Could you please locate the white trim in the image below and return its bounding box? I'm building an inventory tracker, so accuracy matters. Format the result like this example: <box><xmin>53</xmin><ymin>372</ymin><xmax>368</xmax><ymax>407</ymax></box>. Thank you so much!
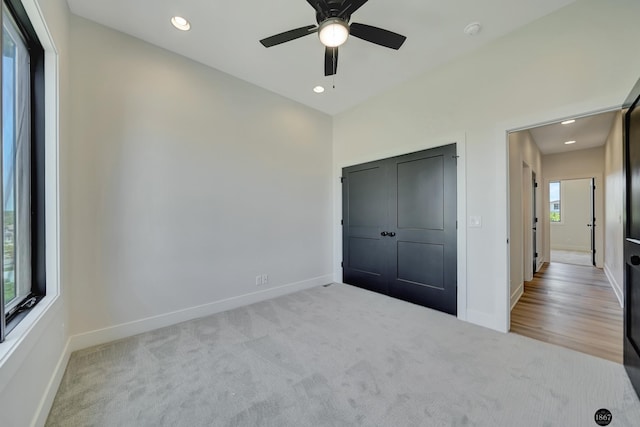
<box><xmin>456</xmin><ymin>139</ymin><xmax>468</xmax><ymax>321</ymax></box>
<box><xmin>604</xmin><ymin>264</ymin><xmax>623</xmax><ymax>308</ymax></box>
<box><xmin>69</xmin><ymin>275</ymin><xmax>332</xmax><ymax>352</ymax></box>
<box><xmin>550</xmin><ymin>245</ymin><xmax>592</xmax><ymax>252</ymax></box>
<box><xmin>31</xmin><ymin>339</ymin><xmax>70</xmax><ymax>427</ymax></box>
<box><xmin>0</xmin><ymin>0</ymin><xmax>61</xmax><ymax>373</ymax></box>
<box><xmin>510</xmin><ymin>282</ymin><xmax>524</xmax><ymax>311</ymax></box>
<box><xmin>0</xmin><ymin>296</ymin><xmax>62</xmax><ymax>389</ymax></box>
<box><xmin>467</xmin><ymin>309</ymin><xmax>506</xmax><ymax>333</ymax></box>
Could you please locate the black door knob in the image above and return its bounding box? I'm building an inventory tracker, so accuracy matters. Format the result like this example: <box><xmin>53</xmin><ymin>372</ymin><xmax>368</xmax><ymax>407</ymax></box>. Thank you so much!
<box><xmin>631</xmin><ymin>255</ymin><xmax>640</xmax><ymax>266</ymax></box>
<box><xmin>388</xmin><ymin>232</ymin><xmax>396</xmax><ymax>237</ymax></box>
<box><xmin>381</xmin><ymin>231</ymin><xmax>388</xmax><ymax>236</ymax></box>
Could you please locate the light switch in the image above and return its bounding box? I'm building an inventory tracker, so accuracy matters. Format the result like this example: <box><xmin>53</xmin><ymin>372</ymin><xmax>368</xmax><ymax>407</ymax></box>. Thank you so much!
<box><xmin>469</xmin><ymin>216</ymin><xmax>482</xmax><ymax>228</ymax></box>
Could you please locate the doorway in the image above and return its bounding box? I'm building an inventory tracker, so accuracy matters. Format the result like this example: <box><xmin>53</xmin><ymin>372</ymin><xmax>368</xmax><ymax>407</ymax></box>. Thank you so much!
<box><xmin>549</xmin><ymin>178</ymin><xmax>595</xmax><ymax>267</ymax></box>
<box><xmin>508</xmin><ymin>110</ymin><xmax>623</xmax><ymax>363</ymax></box>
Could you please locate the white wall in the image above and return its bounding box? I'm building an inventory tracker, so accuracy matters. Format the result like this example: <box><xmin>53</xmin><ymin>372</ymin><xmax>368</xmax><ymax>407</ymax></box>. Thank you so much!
<box><xmin>508</xmin><ymin>130</ymin><xmax>543</xmax><ymax>309</ymax></box>
<box><xmin>543</xmin><ymin>147</ymin><xmax>604</xmax><ymax>267</ymax></box>
<box><xmin>604</xmin><ymin>111</ymin><xmax>624</xmax><ymax>304</ymax></box>
<box><xmin>67</xmin><ymin>16</ymin><xmax>333</xmax><ymax>340</ymax></box>
<box><xmin>550</xmin><ymin>179</ymin><xmax>592</xmax><ymax>252</ymax></box>
<box><xmin>0</xmin><ymin>0</ymin><xmax>71</xmax><ymax>426</ymax></box>
<box><xmin>332</xmin><ymin>0</ymin><xmax>640</xmax><ymax>331</ymax></box>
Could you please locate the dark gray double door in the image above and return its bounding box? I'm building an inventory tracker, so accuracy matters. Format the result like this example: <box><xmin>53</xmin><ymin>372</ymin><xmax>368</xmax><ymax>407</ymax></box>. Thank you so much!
<box><xmin>342</xmin><ymin>144</ymin><xmax>457</xmax><ymax>315</ymax></box>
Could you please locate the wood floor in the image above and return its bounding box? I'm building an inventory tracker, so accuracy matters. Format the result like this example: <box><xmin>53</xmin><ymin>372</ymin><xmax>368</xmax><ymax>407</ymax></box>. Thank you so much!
<box><xmin>510</xmin><ymin>262</ymin><xmax>623</xmax><ymax>363</ymax></box>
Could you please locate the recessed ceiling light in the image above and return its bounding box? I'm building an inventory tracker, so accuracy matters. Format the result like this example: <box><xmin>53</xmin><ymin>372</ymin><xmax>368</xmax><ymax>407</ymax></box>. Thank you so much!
<box><xmin>171</xmin><ymin>16</ymin><xmax>191</xmax><ymax>31</ymax></box>
<box><xmin>464</xmin><ymin>22</ymin><xmax>482</xmax><ymax>36</ymax></box>
<box><xmin>564</xmin><ymin>140</ymin><xmax>576</xmax><ymax>145</ymax></box>
<box><xmin>561</xmin><ymin>119</ymin><xmax>576</xmax><ymax>125</ymax></box>
<box><xmin>313</xmin><ymin>86</ymin><xmax>325</xmax><ymax>94</ymax></box>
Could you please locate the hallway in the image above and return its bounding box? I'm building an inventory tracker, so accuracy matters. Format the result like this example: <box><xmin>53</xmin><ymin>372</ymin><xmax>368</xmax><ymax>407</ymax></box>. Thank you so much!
<box><xmin>510</xmin><ymin>262</ymin><xmax>623</xmax><ymax>363</ymax></box>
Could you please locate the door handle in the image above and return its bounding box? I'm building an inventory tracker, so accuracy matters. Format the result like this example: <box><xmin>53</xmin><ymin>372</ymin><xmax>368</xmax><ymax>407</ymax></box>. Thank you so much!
<box><xmin>388</xmin><ymin>232</ymin><xmax>396</xmax><ymax>237</ymax></box>
<box><xmin>587</xmin><ymin>224</ymin><xmax>592</xmax><ymax>227</ymax></box>
<box><xmin>381</xmin><ymin>231</ymin><xmax>389</xmax><ymax>236</ymax></box>
<box><xmin>631</xmin><ymin>255</ymin><xmax>640</xmax><ymax>266</ymax></box>
<box><xmin>380</xmin><ymin>231</ymin><xmax>396</xmax><ymax>237</ymax></box>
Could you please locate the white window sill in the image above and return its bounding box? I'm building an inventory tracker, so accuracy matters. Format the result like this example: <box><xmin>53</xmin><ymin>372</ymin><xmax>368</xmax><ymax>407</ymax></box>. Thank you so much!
<box><xmin>0</xmin><ymin>294</ymin><xmax>62</xmax><ymax>390</ymax></box>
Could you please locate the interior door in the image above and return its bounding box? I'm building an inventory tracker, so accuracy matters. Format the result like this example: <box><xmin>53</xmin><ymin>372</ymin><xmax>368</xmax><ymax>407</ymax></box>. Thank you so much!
<box><xmin>342</xmin><ymin>144</ymin><xmax>457</xmax><ymax>315</ymax></box>
<box><xmin>623</xmin><ymin>77</ymin><xmax>640</xmax><ymax>400</ymax></box>
<box><xmin>387</xmin><ymin>145</ymin><xmax>457</xmax><ymax>315</ymax></box>
<box><xmin>342</xmin><ymin>160</ymin><xmax>389</xmax><ymax>295</ymax></box>
<box><xmin>590</xmin><ymin>178</ymin><xmax>596</xmax><ymax>266</ymax></box>
<box><xmin>532</xmin><ymin>173</ymin><xmax>538</xmax><ymax>273</ymax></box>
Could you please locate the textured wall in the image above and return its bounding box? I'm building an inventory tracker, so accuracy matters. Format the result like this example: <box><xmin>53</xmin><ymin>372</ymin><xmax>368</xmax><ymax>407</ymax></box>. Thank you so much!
<box><xmin>68</xmin><ymin>16</ymin><xmax>333</xmax><ymax>335</ymax></box>
<box><xmin>604</xmin><ymin>111</ymin><xmax>624</xmax><ymax>302</ymax></box>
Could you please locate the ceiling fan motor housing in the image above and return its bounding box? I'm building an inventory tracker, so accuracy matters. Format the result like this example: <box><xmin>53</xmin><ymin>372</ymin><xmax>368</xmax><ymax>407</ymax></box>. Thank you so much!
<box><xmin>315</xmin><ymin>0</ymin><xmax>351</xmax><ymax>23</ymax></box>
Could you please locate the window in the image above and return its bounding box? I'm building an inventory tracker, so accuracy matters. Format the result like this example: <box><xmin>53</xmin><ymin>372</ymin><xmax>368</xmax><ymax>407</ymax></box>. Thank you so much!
<box><xmin>1</xmin><ymin>0</ymin><xmax>45</xmax><ymax>342</ymax></box>
<box><xmin>549</xmin><ymin>181</ymin><xmax>561</xmax><ymax>223</ymax></box>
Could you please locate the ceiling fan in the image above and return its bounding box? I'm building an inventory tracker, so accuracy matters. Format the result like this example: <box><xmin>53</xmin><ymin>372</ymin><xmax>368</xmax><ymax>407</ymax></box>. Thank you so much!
<box><xmin>259</xmin><ymin>0</ymin><xmax>407</xmax><ymax>76</ymax></box>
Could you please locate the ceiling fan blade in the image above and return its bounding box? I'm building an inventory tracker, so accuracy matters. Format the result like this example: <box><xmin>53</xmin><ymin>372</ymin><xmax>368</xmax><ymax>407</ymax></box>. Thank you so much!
<box><xmin>324</xmin><ymin>46</ymin><xmax>338</xmax><ymax>76</ymax></box>
<box><xmin>349</xmin><ymin>23</ymin><xmax>406</xmax><ymax>50</ymax></box>
<box><xmin>338</xmin><ymin>0</ymin><xmax>369</xmax><ymax>18</ymax></box>
<box><xmin>260</xmin><ymin>25</ymin><xmax>317</xmax><ymax>47</ymax></box>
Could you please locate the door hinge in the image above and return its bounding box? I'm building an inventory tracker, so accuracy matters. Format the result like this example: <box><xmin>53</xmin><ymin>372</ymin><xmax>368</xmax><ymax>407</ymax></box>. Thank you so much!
<box><xmin>340</xmin><ymin>177</ymin><xmax>345</xmax><ymax>183</ymax></box>
<box><xmin>535</xmin><ymin>252</ymin><xmax>539</xmax><ymax>257</ymax></box>
<box><xmin>507</xmin><ymin>238</ymin><xmax>510</xmax><ymax>244</ymax></box>
<box><xmin>341</xmin><ymin>219</ymin><xmax>343</xmax><ymax>225</ymax></box>
<box><xmin>341</xmin><ymin>261</ymin><xmax>344</xmax><ymax>268</ymax></box>
<box><xmin>456</xmin><ymin>220</ymin><xmax>458</xmax><ymax>229</ymax></box>
<box><xmin>534</xmin><ymin>182</ymin><xmax>538</xmax><ymax>188</ymax></box>
<box><xmin>535</xmin><ymin>217</ymin><xmax>538</xmax><ymax>223</ymax></box>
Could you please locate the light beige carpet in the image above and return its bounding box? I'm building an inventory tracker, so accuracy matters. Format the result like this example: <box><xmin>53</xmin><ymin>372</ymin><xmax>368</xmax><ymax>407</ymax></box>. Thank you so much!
<box><xmin>46</xmin><ymin>283</ymin><xmax>640</xmax><ymax>426</ymax></box>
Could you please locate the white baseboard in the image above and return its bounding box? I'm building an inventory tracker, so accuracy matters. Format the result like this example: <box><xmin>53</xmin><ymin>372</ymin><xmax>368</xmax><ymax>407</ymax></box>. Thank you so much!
<box><xmin>510</xmin><ymin>283</ymin><xmax>524</xmax><ymax>311</ymax></box>
<box><xmin>466</xmin><ymin>309</ymin><xmax>506</xmax><ymax>333</ymax></box>
<box><xmin>69</xmin><ymin>275</ymin><xmax>333</xmax><ymax>352</ymax></box>
<box><xmin>550</xmin><ymin>246</ymin><xmax>591</xmax><ymax>252</ymax></box>
<box><xmin>32</xmin><ymin>339</ymin><xmax>71</xmax><ymax>427</ymax></box>
<box><xmin>604</xmin><ymin>264</ymin><xmax>623</xmax><ymax>308</ymax></box>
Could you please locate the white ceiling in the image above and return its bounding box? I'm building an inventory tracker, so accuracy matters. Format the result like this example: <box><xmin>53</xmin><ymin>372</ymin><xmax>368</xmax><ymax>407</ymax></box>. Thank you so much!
<box><xmin>528</xmin><ymin>111</ymin><xmax>617</xmax><ymax>155</ymax></box>
<box><xmin>66</xmin><ymin>0</ymin><xmax>575</xmax><ymax>115</ymax></box>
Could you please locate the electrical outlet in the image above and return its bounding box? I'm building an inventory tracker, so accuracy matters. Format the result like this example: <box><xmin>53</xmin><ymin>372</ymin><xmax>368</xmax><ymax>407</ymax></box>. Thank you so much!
<box><xmin>262</xmin><ymin>274</ymin><xmax>269</xmax><ymax>285</ymax></box>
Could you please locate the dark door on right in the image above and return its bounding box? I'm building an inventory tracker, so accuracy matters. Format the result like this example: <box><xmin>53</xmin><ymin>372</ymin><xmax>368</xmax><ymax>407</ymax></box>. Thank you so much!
<box><xmin>342</xmin><ymin>144</ymin><xmax>457</xmax><ymax>315</ymax></box>
<box><xmin>624</xmin><ymin>77</ymin><xmax>640</xmax><ymax>399</ymax></box>
<box><xmin>589</xmin><ymin>178</ymin><xmax>596</xmax><ymax>266</ymax></box>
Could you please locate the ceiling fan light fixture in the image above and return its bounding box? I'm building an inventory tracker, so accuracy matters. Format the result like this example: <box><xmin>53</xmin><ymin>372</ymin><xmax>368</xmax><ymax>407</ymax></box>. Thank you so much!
<box><xmin>318</xmin><ymin>18</ymin><xmax>349</xmax><ymax>47</ymax></box>
<box><xmin>171</xmin><ymin>16</ymin><xmax>191</xmax><ymax>31</ymax></box>
<box><xmin>564</xmin><ymin>140</ymin><xmax>576</xmax><ymax>145</ymax></box>
<box><xmin>313</xmin><ymin>86</ymin><xmax>325</xmax><ymax>93</ymax></box>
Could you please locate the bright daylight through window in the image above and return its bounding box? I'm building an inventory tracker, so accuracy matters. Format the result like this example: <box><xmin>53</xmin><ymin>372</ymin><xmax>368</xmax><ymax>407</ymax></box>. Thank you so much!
<box><xmin>549</xmin><ymin>181</ymin><xmax>561</xmax><ymax>223</ymax></box>
<box><xmin>1</xmin><ymin>0</ymin><xmax>45</xmax><ymax>342</ymax></box>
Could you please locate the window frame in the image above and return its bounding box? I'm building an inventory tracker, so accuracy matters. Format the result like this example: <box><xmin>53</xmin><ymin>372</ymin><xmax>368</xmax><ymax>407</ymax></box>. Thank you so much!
<box><xmin>0</xmin><ymin>0</ymin><xmax>45</xmax><ymax>342</ymax></box>
<box><xmin>549</xmin><ymin>181</ymin><xmax>562</xmax><ymax>224</ymax></box>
